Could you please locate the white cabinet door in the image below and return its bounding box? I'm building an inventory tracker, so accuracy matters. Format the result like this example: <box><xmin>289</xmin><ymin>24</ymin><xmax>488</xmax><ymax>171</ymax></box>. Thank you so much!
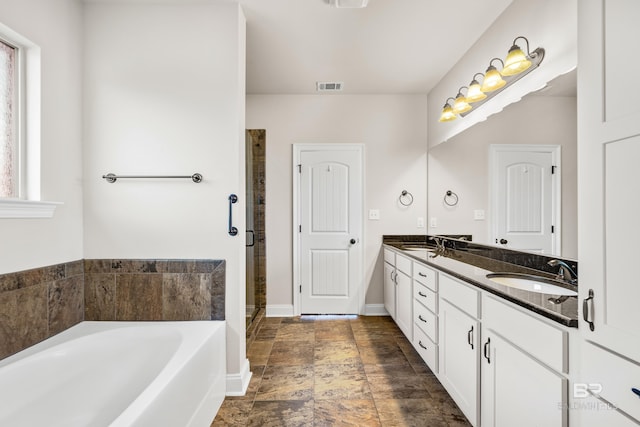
<box><xmin>395</xmin><ymin>270</ymin><xmax>412</xmax><ymax>338</ymax></box>
<box><xmin>384</xmin><ymin>262</ymin><xmax>396</xmax><ymax>319</ymax></box>
<box><xmin>481</xmin><ymin>331</ymin><xmax>567</xmax><ymax>427</ymax></box>
<box><xmin>578</xmin><ymin>0</ymin><xmax>640</xmax><ymax>362</ymax></box>
<box><xmin>439</xmin><ymin>298</ymin><xmax>479</xmax><ymax>426</ymax></box>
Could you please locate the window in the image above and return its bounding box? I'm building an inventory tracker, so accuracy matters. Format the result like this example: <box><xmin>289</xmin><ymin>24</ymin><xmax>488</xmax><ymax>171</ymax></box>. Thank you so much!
<box><xmin>0</xmin><ymin>39</ymin><xmax>17</xmax><ymax>199</ymax></box>
<box><xmin>0</xmin><ymin>24</ymin><xmax>59</xmax><ymax>218</ymax></box>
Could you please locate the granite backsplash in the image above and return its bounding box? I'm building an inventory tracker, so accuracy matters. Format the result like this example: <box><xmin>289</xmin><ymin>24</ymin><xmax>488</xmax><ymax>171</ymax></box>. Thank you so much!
<box><xmin>382</xmin><ymin>234</ymin><xmax>577</xmax><ymax>276</ymax></box>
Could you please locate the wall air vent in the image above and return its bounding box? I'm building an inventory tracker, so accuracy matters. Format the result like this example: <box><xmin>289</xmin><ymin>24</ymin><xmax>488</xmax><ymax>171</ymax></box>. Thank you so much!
<box><xmin>316</xmin><ymin>81</ymin><xmax>344</xmax><ymax>92</ymax></box>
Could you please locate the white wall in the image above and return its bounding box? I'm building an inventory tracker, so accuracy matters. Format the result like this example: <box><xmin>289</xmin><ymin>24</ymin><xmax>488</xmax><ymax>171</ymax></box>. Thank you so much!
<box><xmin>0</xmin><ymin>0</ymin><xmax>84</xmax><ymax>274</ymax></box>
<box><xmin>428</xmin><ymin>95</ymin><xmax>577</xmax><ymax>259</ymax></box>
<box><xmin>83</xmin><ymin>0</ymin><xmax>248</xmax><ymax>392</ymax></box>
<box><xmin>428</xmin><ymin>0</ymin><xmax>577</xmax><ymax>146</ymax></box>
<box><xmin>246</xmin><ymin>94</ymin><xmax>428</xmax><ymax>313</ymax></box>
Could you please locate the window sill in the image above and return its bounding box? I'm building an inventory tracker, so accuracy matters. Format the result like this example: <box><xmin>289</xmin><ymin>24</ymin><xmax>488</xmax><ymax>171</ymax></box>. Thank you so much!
<box><xmin>0</xmin><ymin>199</ymin><xmax>63</xmax><ymax>219</ymax></box>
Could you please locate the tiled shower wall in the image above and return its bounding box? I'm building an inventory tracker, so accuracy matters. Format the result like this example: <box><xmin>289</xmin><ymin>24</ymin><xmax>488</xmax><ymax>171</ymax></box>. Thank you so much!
<box><xmin>0</xmin><ymin>259</ymin><xmax>225</xmax><ymax>360</ymax></box>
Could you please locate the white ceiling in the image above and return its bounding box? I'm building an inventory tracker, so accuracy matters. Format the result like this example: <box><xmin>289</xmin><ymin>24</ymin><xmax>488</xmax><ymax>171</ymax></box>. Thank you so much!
<box><xmin>238</xmin><ymin>0</ymin><xmax>514</xmax><ymax>95</ymax></box>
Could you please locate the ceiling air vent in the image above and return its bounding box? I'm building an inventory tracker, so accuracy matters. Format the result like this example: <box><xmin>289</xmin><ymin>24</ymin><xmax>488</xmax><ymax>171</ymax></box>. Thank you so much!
<box><xmin>329</xmin><ymin>0</ymin><xmax>369</xmax><ymax>8</ymax></box>
<box><xmin>316</xmin><ymin>82</ymin><xmax>344</xmax><ymax>92</ymax></box>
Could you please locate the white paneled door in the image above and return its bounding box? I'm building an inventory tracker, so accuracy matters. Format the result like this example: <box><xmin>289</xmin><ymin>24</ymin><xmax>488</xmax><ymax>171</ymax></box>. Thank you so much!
<box><xmin>294</xmin><ymin>145</ymin><xmax>363</xmax><ymax>314</ymax></box>
<box><xmin>490</xmin><ymin>145</ymin><xmax>560</xmax><ymax>254</ymax></box>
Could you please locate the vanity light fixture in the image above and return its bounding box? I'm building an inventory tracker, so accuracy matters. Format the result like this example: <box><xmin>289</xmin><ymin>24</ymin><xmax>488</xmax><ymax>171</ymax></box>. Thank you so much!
<box><xmin>438</xmin><ymin>35</ymin><xmax>545</xmax><ymax>123</ymax></box>
<box><xmin>501</xmin><ymin>36</ymin><xmax>535</xmax><ymax>76</ymax></box>
<box><xmin>438</xmin><ymin>97</ymin><xmax>457</xmax><ymax>122</ymax></box>
<box><xmin>452</xmin><ymin>87</ymin><xmax>472</xmax><ymax>114</ymax></box>
<box><xmin>466</xmin><ymin>73</ymin><xmax>487</xmax><ymax>103</ymax></box>
<box><xmin>480</xmin><ymin>58</ymin><xmax>507</xmax><ymax>92</ymax></box>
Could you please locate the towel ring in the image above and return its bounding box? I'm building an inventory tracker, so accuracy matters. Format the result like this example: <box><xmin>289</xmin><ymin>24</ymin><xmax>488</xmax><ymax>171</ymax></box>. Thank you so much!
<box><xmin>399</xmin><ymin>190</ymin><xmax>414</xmax><ymax>206</ymax></box>
<box><xmin>444</xmin><ymin>190</ymin><xmax>459</xmax><ymax>206</ymax></box>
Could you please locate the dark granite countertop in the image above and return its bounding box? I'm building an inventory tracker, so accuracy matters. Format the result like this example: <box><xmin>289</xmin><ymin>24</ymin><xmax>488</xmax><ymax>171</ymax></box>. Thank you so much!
<box><xmin>383</xmin><ymin>236</ymin><xmax>578</xmax><ymax>328</ymax></box>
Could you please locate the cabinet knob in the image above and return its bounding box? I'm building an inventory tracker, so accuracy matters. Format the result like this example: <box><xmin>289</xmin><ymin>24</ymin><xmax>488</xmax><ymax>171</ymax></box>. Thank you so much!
<box><xmin>632</xmin><ymin>388</ymin><xmax>640</xmax><ymax>398</ymax></box>
<box><xmin>350</xmin><ymin>238</ymin><xmax>357</xmax><ymax>245</ymax></box>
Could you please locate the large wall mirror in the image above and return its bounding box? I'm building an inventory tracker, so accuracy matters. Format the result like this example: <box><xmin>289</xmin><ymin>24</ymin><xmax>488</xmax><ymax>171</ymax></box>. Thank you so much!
<box><xmin>427</xmin><ymin>69</ymin><xmax>577</xmax><ymax>259</ymax></box>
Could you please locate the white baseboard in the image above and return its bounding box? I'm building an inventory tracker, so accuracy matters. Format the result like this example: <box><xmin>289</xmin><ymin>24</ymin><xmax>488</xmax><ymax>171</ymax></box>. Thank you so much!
<box><xmin>363</xmin><ymin>304</ymin><xmax>390</xmax><ymax>316</ymax></box>
<box><xmin>225</xmin><ymin>358</ymin><xmax>252</xmax><ymax>396</ymax></box>
<box><xmin>266</xmin><ymin>304</ymin><xmax>388</xmax><ymax>317</ymax></box>
<box><xmin>266</xmin><ymin>304</ymin><xmax>295</xmax><ymax>317</ymax></box>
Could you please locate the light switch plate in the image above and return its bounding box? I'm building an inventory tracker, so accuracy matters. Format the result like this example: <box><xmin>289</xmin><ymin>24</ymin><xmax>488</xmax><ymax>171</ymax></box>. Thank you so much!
<box><xmin>368</xmin><ymin>209</ymin><xmax>380</xmax><ymax>220</ymax></box>
<box><xmin>474</xmin><ymin>209</ymin><xmax>485</xmax><ymax>220</ymax></box>
<box><xmin>417</xmin><ymin>217</ymin><xmax>425</xmax><ymax>228</ymax></box>
<box><xmin>430</xmin><ymin>217</ymin><xmax>437</xmax><ymax>228</ymax></box>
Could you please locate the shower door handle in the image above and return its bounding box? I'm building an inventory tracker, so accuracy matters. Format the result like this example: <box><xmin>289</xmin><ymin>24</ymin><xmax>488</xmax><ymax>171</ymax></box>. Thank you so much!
<box><xmin>228</xmin><ymin>194</ymin><xmax>238</xmax><ymax>236</ymax></box>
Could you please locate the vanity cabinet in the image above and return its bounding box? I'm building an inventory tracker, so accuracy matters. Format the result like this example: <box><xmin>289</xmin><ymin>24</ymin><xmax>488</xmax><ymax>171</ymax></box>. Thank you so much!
<box><xmin>438</xmin><ymin>274</ymin><xmax>480</xmax><ymax>427</ymax></box>
<box><xmin>382</xmin><ymin>248</ymin><xmax>412</xmax><ymax>338</ymax></box>
<box><xmin>481</xmin><ymin>295</ymin><xmax>568</xmax><ymax>427</ymax></box>
<box><xmin>412</xmin><ymin>261</ymin><xmax>439</xmax><ymax>373</ymax></box>
<box><xmin>395</xmin><ymin>264</ymin><xmax>412</xmax><ymax>338</ymax></box>
<box><xmin>383</xmin><ymin>261</ymin><xmax>396</xmax><ymax>319</ymax></box>
<box><xmin>383</xmin><ymin>244</ymin><xmax>575</xmax><ymax>427</ymax></box>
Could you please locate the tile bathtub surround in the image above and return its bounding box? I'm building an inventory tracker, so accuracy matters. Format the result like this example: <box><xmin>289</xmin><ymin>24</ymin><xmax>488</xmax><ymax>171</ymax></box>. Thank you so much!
<box><xmin>212</xmin><ymin>315</ymin><xmax>470</xmax><ymax>427</ymax></box>
<box><xmin>84</xmin><ymin>259</ymin><xmax>226</xmax><ymax>321</ymax></box>
<box><xmin>0</xmin><ymin>260</ymin><xmax>84</xmax><ymax>360</ymax></box>
<box><xmin>0</xmin><ymin>258</ymin><xmax>226</xmax><ymax>361</ymax></box>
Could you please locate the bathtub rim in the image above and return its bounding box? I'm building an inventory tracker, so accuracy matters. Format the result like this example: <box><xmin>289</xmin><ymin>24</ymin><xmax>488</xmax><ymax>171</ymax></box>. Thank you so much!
<box><xmin>0</xmin><ymin>320</ymin><xmax>227</xmax><ymax>427</ymax></box>
<box><xmin>0</xmin><ymin>320</ymin><xmax>225</xmax><ymax>368</ymax></box>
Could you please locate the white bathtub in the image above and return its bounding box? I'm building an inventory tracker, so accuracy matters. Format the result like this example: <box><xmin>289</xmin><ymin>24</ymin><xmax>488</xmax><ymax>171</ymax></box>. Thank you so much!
<box><xmin>0</xmin><ymin>321</ymin><xmax>226</xmax><ymax>427</ymax></box>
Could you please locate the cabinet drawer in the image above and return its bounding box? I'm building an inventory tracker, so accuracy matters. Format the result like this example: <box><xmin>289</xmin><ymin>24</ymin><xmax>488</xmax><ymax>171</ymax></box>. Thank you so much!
<box><xmin>383</xmin><ymin>248</ymin><xmax>395</xmax><ymax>265</ymax></box>
<box><xmin>413</xmin><ymin>282</ymin><xmax>437</xmax><ymax>313</ymax></box>
<box><xmin>483</xmin><ymin>295</ymin><xmax>567</xmax><ymax>373</ymax></box>
<box><xmin>582</xmin><ymin>341</ymin><xmax>640</xmax><ymax>422</ymax></box>
<box><xmin>413</xmin><ymin>262</ymin><xmax>437</xmax><ymax>291</ymax></box>
<box><xmin>439</xmin><ymin>274</ymin><xmax>479</xmax><ymax>318</ymax></box>
<box><xmin>575</xmin><ymin>394</ymin><xmax>639</xmax><ymax>427</ymax></box>
<box><xmin>414</xmin><ymin>299</ymin><xmax>437</xmax><ymax>342</ymax></box>
<box><xmin>414</xmin><ymin>325</ymin><xmax>438</xmax><ymax>373</ymax></box>
<box><xmin>395</xmin><ymin>253</ymin><xmax>412</xmax><ymax>275</ymax></box>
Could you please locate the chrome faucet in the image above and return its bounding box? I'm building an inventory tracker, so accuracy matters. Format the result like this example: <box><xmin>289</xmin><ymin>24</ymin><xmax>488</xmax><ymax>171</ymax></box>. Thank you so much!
<box><xmin>547</xmin><ymin>259</ymin><xmax>578</xmax><ymax>285</ymax></box>
<box><xmin>428</xmin><ymin>236</ymin><xmax>447</xmax><ymax>259</ymax></box>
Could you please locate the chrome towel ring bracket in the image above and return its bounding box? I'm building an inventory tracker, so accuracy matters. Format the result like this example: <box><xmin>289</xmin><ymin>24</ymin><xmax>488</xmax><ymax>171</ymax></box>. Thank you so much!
<box><xmin>399</xmin><ymin>190</ymin><xmax>414</xmax><ymax>206</ymax></box>
<box><xmin>444</xmin><ymin>190</ymin><xmax>459</xmax><ymax>206</ymax></box>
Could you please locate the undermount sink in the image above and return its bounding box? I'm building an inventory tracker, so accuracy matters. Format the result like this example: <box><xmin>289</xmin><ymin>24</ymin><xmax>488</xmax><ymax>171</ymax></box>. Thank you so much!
<box><xmin>399</xmin><ymin>245</ymin><xmax>434</xmax><ymax>252</ymax></box>
<box><xmin>486</xmin><ymin>273</ymin><xmax>578</xmax><ymax>296</ymax></box>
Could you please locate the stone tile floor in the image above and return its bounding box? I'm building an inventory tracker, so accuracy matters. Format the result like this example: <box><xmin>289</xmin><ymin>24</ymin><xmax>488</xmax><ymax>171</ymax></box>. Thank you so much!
<box><xmin>212</xmin><ymin>315</ymin><xmax>471</xmax><ymax>427</ymax></box>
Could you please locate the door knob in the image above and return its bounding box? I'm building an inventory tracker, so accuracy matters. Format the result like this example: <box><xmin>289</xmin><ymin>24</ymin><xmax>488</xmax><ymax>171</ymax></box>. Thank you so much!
<box><xmin>350</xmin><ymin>238</ymin><xmax>357</xmax><ymax>245</ymax></box>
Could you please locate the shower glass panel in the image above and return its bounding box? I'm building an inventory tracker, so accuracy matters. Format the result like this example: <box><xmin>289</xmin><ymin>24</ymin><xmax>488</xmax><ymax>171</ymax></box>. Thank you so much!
<box><xmin>246</xmin><ymin>130</ymin><xmax>266</xmax><ymax>328</ymax></box>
